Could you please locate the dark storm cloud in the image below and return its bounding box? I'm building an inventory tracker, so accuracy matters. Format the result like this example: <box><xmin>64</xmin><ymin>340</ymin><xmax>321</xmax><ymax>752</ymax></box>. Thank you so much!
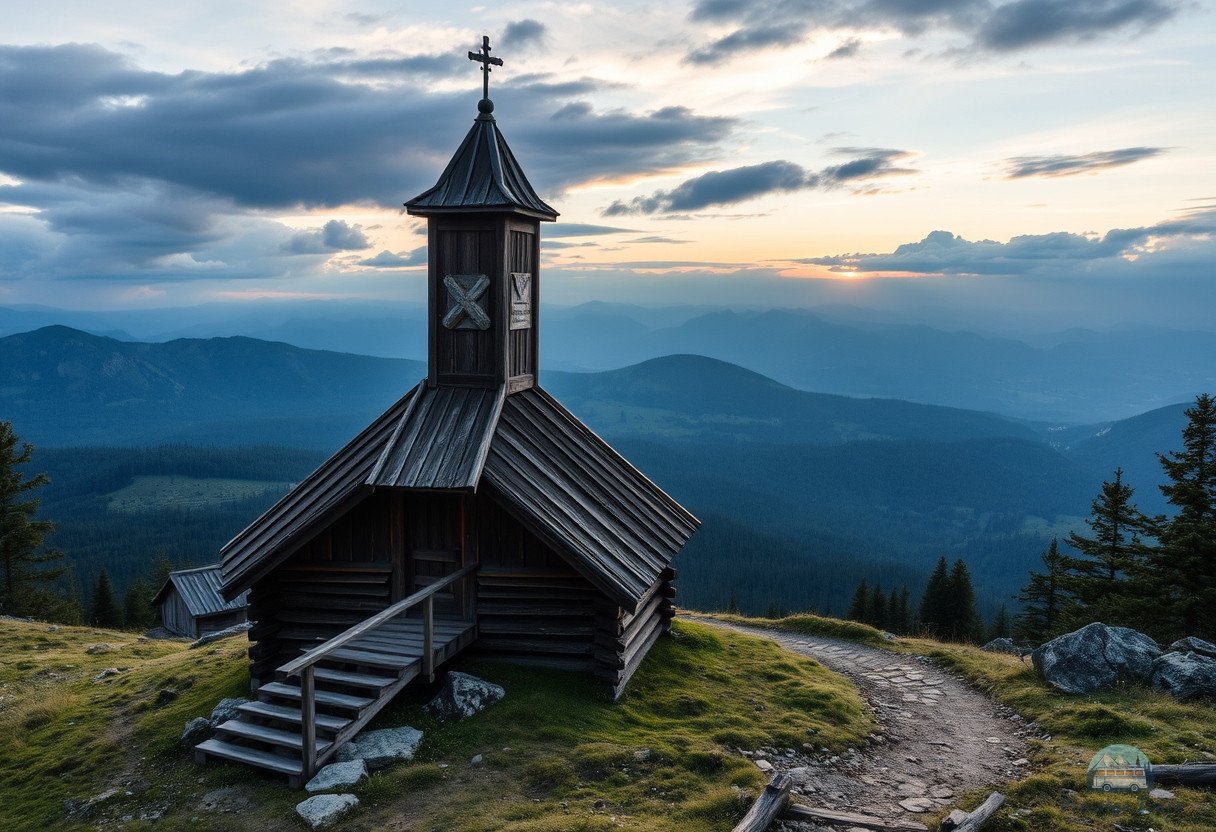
<box><xmin>799</xmin><ymin>207</ymin><xmax>1216</xmax><ymax>276</ymax></box>
<box><xmin>684</xmin><ymin>0</ymin><xmax>1181</xmax><ymax>64</ymax></box>
<box><xmin>357</xmin><ymin>247</ymin><xmax>426</xmax><ymax>267</ymax></box>
<box><xmin>603</xmin><ymin>150</ymin><xmax>916</xmax><ymax>215</ymax></box>
<box><xmin>826</xmin><ymin>38</ymin><xmax>863</xmax><ymax>59</ymax></box>
<box><xmin>1003</xmin><ymin>146</ymin><xmax>1166</xmax><ymax>178</ymax></box>
<box><xmin>284</xmin><ymin>220</ymin><xmax>370</xmax><ymax>254</ymax></box>
<box><xmin>0</xmin><ymin>43</ymin><xmax>734</xmax><ymax>280</ymax></box>
<box><xmin>502</xmin><ymin>19</ymin><xmax>547</xmax><ymax>49</ymax></box>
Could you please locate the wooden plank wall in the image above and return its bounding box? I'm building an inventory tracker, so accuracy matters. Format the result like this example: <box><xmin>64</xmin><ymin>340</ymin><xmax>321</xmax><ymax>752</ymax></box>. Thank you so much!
<box><xmin>433</xmin><ymin>225</ymin><xmax>498</xmax><ymax>382</ymax></box>
<box><xmin>246</xmin><ymin>491</ymin><xmax>398</xmax><ymax>686</ymax></box>
<box><xmin>507</xmin><ymin>227</ymin><xmax>534</xmax><ymax>380</ymax></box>
<box><xmin>160</xmin><ymin>592</ymin><xmax>194</xmax><ymax>638</ymax></box>
<box><xmin>474</xmin><ymin>495</ymin><xmax>599</xmax><ymax>671</ymax></box>
<box><xmin>594</xmin><ymin>568</ymin><xmax>677</xmax><ymax>699</ymax></box>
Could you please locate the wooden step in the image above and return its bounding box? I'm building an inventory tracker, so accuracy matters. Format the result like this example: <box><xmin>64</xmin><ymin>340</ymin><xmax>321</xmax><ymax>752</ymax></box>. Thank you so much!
<box><xmin>215</xmin><ymin>719</ymin><xmax>331</xmax><ymax>753</ymax></box>
<box><xmin>238</xmin><ymin>701</ymin><xmax>351</xmax><ymax>732</ymax></box>
<box><xmin>313</xmin><ymin>667</ymin><xmax>399</xmax><ymax>690</ymax></box>
<box><xmin>194</xmin><ymin>738</ymin><xmax>302</xmax><ymax>776</ymax></box>
<box><xmin>258</xmin><ymin>681</ymin><xmax>372</xmax><ymax>711</ymax></box>
<box><xmin>324</xmin><ymin>647</ymin><xmax>419</xmax><ymax>670</ymax></box>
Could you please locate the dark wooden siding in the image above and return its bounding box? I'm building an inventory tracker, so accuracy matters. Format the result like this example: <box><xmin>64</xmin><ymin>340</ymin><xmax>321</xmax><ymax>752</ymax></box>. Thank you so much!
<box><xmin>245</xmin><ymin>491</ymin><xmax>398</xmax><ymax>685</ymax></box>
<box><xmin>474</xmin><ymin>494</ymin><xmax>599</xmax><ymax>671</ymax></box>
<box><xmin>160</xmin><ymin>591</ymin><xmax>195</xmax><ymax>638</ymax></box>
<box><xmin>433</xmin><ymin>226</ymin><xmax>499</xmax><ymax>383</ymax></box>
<box><xmin>508</xmin><ymin>228</ymin><xmax>535</xmax><ymax>381</ymax></box>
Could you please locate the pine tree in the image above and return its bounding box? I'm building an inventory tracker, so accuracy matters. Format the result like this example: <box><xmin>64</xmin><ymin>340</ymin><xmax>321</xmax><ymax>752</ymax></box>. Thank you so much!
<box><xmin>725</xmin><ymin>591</ymin><xmax>741</xmax><ymax>614</ymax></box>
<box><xmin>1142</xmin><ymin>393</ymin><xmax>1216</xmax><ymax>640</ymax></box>
<box><xmin>764</xmin><ymin>599</ymin><xmax>787</xmax><ymax>619</ymax></box>
<box><xmin>123</xmin><ymin>577</ymin><xmax>155</xmax><ymax>631</ymax></box>
<box><xmin>946</xmin><ymin>559</ymin><xmax>983</xmax><ymax>642</ymax></box>
<box><xmin>1061</xmin><ymin>468</ymin><xmax>1151</xmax><ymax>628</ymax></box>
<box><xmin>988</xmin><ymin>604</ymin><xmax>1011</xmax><ymax>641</ymax></box>
<box><xmin>847</xmin><ymin>579</ymin><xmax>869</xmax><ymax>623</ymax></box>
<box><xmin>1015</xmin><ymin>539</ymin><xmax>1069</xmax><ymax>643</ymax></box>
<box><xmin>897</xmin><ymin>587</ymin><xmax>910</xmax><ymax>635</ymax></box>
<box><xmin>917</xmin><ymin>557</ymin><xmax>951</xmax><ymax>637</ymax></box>
<box><xmin>90</xmin><ymin>568</ymin><xmax>123</xmax><ymax>628</ymax></box>
<box><xmin>0</xmin><ymin>421</ymin><xmax>65</xmax><ymax>618</ymax></box>
<box><xmin>887</xmin><ymin>586</ymin><xmax>902</xmax><ymax>634</ymax></box>
<box><xmin>867</xmin><ymin>583</ymin><xmax>888</xmax><ymax>629</ymax></box>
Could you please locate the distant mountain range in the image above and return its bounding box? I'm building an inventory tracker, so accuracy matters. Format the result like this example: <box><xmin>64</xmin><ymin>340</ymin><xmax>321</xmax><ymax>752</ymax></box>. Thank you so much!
<box><xmin>2</xmin><ymin>301</ymin><xmax>1211</xmax><ymax>422</ymax></box>
<box><xmin>1</xmin><ymin>325</ymin><xmax>1194</xmax><ymax>614</ymax></box>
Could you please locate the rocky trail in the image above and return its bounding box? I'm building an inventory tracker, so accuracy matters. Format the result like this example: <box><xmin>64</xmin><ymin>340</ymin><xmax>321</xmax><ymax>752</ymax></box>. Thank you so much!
<box><xmin>692</xmin><ymin>618</ymin><xmax>1041</xmax><ymax>831</ymax></box>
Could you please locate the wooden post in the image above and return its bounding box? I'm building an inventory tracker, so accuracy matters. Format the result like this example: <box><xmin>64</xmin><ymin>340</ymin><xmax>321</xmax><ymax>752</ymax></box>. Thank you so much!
<box><xmin>423</xmin><ymin>595</ymin><xmax>435</xmax><ymax>682</ymax></box>
<box><xmin>732</xmin><ymin>773</ymin><xmax>791</xmax><ymax>832</ymax></box>
<box><xmin>301</xmin><ymin>666</ymin><xmax>317</xmax><ymax>780</ymax></box>
<box><xmin>940</xmin><ymin>792</ymin><xmax>1004</xmax><ymax>832</ymax></box>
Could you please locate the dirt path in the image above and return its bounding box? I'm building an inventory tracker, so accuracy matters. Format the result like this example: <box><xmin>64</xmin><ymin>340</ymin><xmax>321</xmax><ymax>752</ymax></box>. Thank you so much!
<box><xmin>689</xmin><ymin>617</ymin><xmax>1039</xmax><ymax>830</ymax></box>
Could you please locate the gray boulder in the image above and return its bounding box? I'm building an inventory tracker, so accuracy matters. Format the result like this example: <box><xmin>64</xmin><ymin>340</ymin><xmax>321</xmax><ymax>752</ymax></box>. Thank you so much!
<box><xmin>1151</xmin><ymin>651</ymin><xmax>1216</xmax><ymax>701</ymax></box>
<box><xmin>1167</xmin><ymin>636</ymin><xmax>1216</xmax><ymax>660</ymax></box>
<box><xmin>1032</xmin><ymin>622</ymin><xmax>1161</xmax><ymax>694</ymax></box>
<box><xmin>982</xmin><ymin>637</ymin><xmax>1018</xmax><ymax>654</ymax></box>
<box><xmin>424</xmin><ymin>671</ymin><xmax>505</xmax><ymax>721</ymax></box>
<box><xmin>305</xmin><ymin>760</ymin><xmax>368</xmax><ymax>794</ymax></box>
<box><xmin>295</xmin><ymin>794</ymin><xmax>358</xmax><ymax>828</ymax></box>
<box><xmin>180</xmin><ymin>716</ymin><xmax>213</xmax><ymax>747</ymax></box>
<box><xmin>209</xmin><ymin>697</ymin><xmax>250</xmax><ymax>725</ymax></box>
<box><xmin>189</xmin><ymin>621</ymin><xmax>252</xmax><ymax>649</ymax></box>
<box><xmin>337</xmin><ymin>726</ymin><xmax>423</xmax><ymax>770</ymax></box>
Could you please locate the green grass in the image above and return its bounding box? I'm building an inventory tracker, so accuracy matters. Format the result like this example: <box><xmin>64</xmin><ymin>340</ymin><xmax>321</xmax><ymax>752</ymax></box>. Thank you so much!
<box><xmin>705</xmin><ymin>611</ymin><xmax>887</xmax><ymax>645</ymax></box>
<box><xmin>0</xmin><ymin>617</ymin><xmax>871</xmax><ymax>832</ymax></box>
<box><xmin>105</xmin><ymin>475</ymin><xmax>291</xmax><ymax>513</ymax></box>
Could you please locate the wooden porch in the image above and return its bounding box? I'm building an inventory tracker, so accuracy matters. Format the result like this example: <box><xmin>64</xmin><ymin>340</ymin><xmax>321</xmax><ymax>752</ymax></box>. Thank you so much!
<box><xmin>195</xmin><ymin>565</ymin><xmax>477</xmax><ymax>787</ymax></box>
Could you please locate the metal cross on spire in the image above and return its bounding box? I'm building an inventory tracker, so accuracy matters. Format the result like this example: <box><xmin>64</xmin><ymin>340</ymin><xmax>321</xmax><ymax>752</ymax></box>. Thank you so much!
<box><xmin>468</xmin><ymin>35</ymin><xmax>503</xmax><ymax>101</ymax></box>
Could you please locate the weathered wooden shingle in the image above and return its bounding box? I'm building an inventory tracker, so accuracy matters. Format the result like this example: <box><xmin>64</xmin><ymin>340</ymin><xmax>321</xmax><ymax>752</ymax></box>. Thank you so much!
<box><xmin>368</xmin><ymin>385</ymin><xmax>504</xmax><ymax>490</ymax></box>
<box><xmin>482</xmin><ymin>388</ymin><xmax>699</xmax><ymax>612</ymax></box>
<box><xmin>153</xmin><ymin>565</ymin><xmax>248</xmax><ymax>617</ymax></box>
<box><xmin>405</xmin><ymin>110</ymin><xmax>558</xmax><ymax>220</ymax></box>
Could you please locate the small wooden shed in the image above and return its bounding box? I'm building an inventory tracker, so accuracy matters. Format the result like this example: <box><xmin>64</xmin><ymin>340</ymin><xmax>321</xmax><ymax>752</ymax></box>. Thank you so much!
<box><xmin>196</xmin><ymin>39</ymin><xmax>699</xmax><ymax>785</ymax></box>
<box><xmin>153</xmin><ymin>564</ymin><xmax>249</xmax><ymax>638</ymax></box>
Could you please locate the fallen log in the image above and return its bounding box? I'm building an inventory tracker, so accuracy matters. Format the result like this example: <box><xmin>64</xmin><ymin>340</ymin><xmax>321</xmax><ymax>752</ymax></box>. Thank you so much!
<box><xmin>940</xmin><ymin>792</ymin><xmax>1004</xmax><ymax>832</ymax></box>
<box><xmin>784</xmin><ymin>802</ymin><xmax>927</xmax><ymax>831</ymax></box>
<box><xmin>732</xmin><ymin>773</ymin><xmax>791</xmax><ymax>832</ymax></box>
<box><xmin>1152</xmin><ymin>763</ymin><xmax>1216</xmax><ymax>789</ymax></box>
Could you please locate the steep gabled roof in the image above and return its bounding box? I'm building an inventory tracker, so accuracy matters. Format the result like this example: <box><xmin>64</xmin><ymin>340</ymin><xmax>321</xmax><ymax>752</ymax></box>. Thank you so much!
<box><xmin>153</xmin><ymin>565</ymin><xmax>248</xmax><ymax>617</ymax></box>
<box><xmin>404</xmin><ymin>109</ymin><xmax>558</xmax><ymax>220</ymax></box>
<box><xmin>219</xmin><ymin>383</ymin><xmax>699</xmax><ymax>609</ymax></box>
<box><xmin>483</xmin><ymin>388</ymin><xmax>699</xmax><ymax>611</ymax></box>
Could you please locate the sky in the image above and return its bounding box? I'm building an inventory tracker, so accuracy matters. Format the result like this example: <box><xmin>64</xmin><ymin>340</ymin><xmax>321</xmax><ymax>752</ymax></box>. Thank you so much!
<box><xmin>0</xmin><ymin>0</ymin><xmax>1214</xmax><ymax>329</ymax></box>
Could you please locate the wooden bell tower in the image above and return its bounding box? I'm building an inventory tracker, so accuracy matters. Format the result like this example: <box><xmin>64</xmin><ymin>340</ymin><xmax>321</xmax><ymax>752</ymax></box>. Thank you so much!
<box><xmin>405</xmin><ymin>36</ymin><xmax>558</xmax><ymax>395</ymax></box>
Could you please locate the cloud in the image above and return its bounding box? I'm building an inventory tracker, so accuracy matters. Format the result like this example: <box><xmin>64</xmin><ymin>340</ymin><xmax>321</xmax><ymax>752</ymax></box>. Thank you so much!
<box><xmin>502</xmin><ymin>19</ymin><xmax>547</xmax><ymax>49</ymax></box>
<box><xmin>545</xmin><ymin>223</ymin><xmax>640</xmax><ymax>237</ymax></box>
<box><xmin>357</xmin><ymin>247</ymin><xmax>426</xmax><ymax>267</ymax></box>
<box><xmin>1003</xmin><ymin>146</ymin><xmax>1166</xmax><ymax>179</ymax></box>
<box><xmin>603</xmin><ymin>149</ymin><xmax>917</xmax><ymax>215</ymax></box>
<box><xmin>683</xmin><ymin>0</ymin><xmax>1181</xmax><ymax>64</ymax></box>
<box><xmin>799</xmin><ymin>207</ymin><xmax>1216</xmax><ymax>277</ymax></box>
<box><xmin>284</xmin><ymin>220</ymin><xmax>370</xmax><ymax>254</ymax></box>
<box><xmin>826</xmin><ymin>38</ymin><xmax>863</xmax><ymax>59</ymax></box>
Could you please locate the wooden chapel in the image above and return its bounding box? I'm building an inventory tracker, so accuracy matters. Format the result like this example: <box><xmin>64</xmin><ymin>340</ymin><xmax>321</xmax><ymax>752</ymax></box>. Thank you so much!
<box><xmin>197</xmin><ymin>37</ymin><xmax>699</xmax><ymax>785</ymax></box>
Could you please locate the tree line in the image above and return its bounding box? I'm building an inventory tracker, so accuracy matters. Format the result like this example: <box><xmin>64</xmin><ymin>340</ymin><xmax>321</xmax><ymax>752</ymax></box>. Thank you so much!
<box><xmin>1016</xmin><ymin>393</ymin><xmax>1216</xmax><ymax>644</ymax></box>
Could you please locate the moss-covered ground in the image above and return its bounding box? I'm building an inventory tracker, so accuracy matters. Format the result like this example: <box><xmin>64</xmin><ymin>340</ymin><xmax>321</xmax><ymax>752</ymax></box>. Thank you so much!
<box><xmin>0</xmin><ymin>617</ymin><xmax>871</xmax><ymax>832</ymax></box>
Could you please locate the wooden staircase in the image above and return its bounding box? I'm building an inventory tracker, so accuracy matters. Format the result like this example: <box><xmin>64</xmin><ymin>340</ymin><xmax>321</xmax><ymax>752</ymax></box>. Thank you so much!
<box><xmin>195</xmin><ymin>565</ymin><xmax>477</xmax><ymax>787</ymax></box>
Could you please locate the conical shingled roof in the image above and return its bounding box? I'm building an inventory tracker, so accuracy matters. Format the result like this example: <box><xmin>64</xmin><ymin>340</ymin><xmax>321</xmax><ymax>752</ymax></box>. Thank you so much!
<box><xmin>405</xmin><ymin>104</ymin><xmax>558</xmax><ymax>220</ymax></box>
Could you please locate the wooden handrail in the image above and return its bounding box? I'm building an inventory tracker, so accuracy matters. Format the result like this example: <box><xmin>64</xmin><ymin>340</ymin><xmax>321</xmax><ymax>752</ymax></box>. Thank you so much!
<box><xmin>279</xmin><ymin>563</ymin><xmax>477</xmax><ymax>678</ymax></box>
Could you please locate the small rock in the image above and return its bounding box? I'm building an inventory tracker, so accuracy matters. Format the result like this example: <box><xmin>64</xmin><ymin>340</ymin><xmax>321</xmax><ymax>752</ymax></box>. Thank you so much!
<box><xmin>85</xmin><ymin>643</ymin><xmax>118</xmax><ymax>654</ymax></box>
<box><xmin>1166</xmin><ymin>636</ymin><xmax>1216</xmax><ymax>660</ymax></box>
<box><xmin>93</xmin><ymin>668</ymin><xmax>120</xmax><ymax>682</ymax></box>
<box><xmin>755</xmin><ymin>759</ymin><xmax>774</xmax><ymax>772</ymax></box>
<box><xmin>929</xmin><ymin>785</ymin><xmax>954</xmax><ymax>799</ymax></box>
<box><xmin>48</xmin><ymin>625</ymin><xmax>60</xmax><ymax>633</ymax></box>
<box><xmin>295</xmin><ymin>794</ymin><xmax>358</xmax><ymax>828</ymax></box>
<box><xmin>470</xmin><ymin>754</ymin><xmax>483</xmax><ymax>766</ymax></box>
<box><xmin>899</xmin><ymin>797</ymin><xmax>936</xmax><ymax>813</ymax></box>
<box><xmin>634</xmin><ymin>748</ymin><xmax>652</xmax><ymax>762</ymax></box>
<box><xmin>593</xmin><ymin>799</ymin><xmax>606</xmax><ymax>810</ymax></box>
<box><xmin>180</xmin><ymin>717</ymin><xmax>214</xmax><ymax>747</ymax></box>
<box><xmin>305</xmin><ymin>760</ymin><xmax>368</xmax><ymax>794</ymax></box>
<box><xmin>142</xmin><ymin>626</ymin><xmax>178</xmax><ymax>640</ymax></box>
<box><xmin>337</xmin><ymin>726</ymin><xmax>423</xmax><ymax>770</ymax></box>
<box><xmin>423</xmin><ymin>671</ymin><xmax>505</xmax><ymax>721</ymax></box>
<box><xmin>1149</xmin><ymin>788</ymin><xmax>1174</xmax><ymax>799</ymax></box>
<box><xmin>942</xmin><ymin>808</ymin><xmax>969</xmax><ymax>829</ymax></box>
<box><xmin>985</xmin><ymin>737</ymin><xmax>1001</xmax><ymax>744</ymax></box>
<box><xmin>1012</xmin><ymin>758</ymin><xmax>1029</xmax><ymax>766</ymax></box>
<box><xmin>982</xmin><ymin>637</ymin><xmax>1019</xmax><ymax>654</ymax></box>
<box><xmin>189</xmin><ymin>621</ymin><xmax>252</xmax><ymax>649</ymax></box>
<box><xmin>155</xmin><ymin>688</ymin><xmax>179</xmax><ymax>707</ymax></box>
<box><xmin>209</xmin><ymin>697</ymin><xmax>250</xmax><ymax>725</ymax></box>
